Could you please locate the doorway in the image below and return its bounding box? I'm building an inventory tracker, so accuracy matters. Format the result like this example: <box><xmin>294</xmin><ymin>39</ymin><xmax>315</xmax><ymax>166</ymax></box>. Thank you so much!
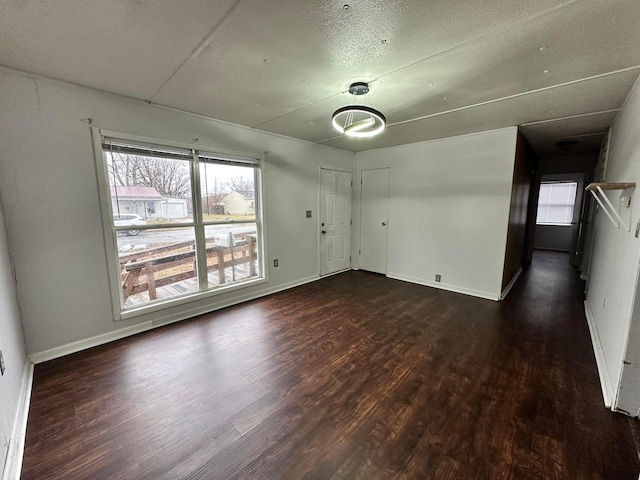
<box><xmin>359</xmin><ymin>168</ymin><xmax>390</xmax><ymax>274</ymax></box>
<box><xmin>319</xmin><ymin>168</ymin><xmax>352</xmax><ymax>276</ymax></box>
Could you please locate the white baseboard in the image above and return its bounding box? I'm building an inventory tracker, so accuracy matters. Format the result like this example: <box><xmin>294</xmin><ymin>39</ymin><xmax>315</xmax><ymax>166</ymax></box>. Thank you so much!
<box><xmin>28</xmin><ymin>322</ymin><xmax>154</xmax><ymax>364</ymax></box>
<box><xmin>584</xmin><ymin>300</ymin><xmax>615</xmax><ymax>408</ymax></box>
<box><xmin>29</xmin><ymin>275</ymin><xmax>320</xmax><ymax>364</ymax></box>
<box><xmin>386</xmin><ymin>272</ymin><xmax>500</xmax><ymax>301</ymax></box>
<box><xmin>500</xmin><ymin>267</ymin><xmax>522</xmax><ymax>300</ymax></box>
<box><xmin>2</xmin><ymin>361</ymin><xmax>34</xmax><ymax>480</ymax></box>
<box><xmin>150</xmin><ymin>275</ymin><xmax>319</xmax><ymax>328</ymax></box>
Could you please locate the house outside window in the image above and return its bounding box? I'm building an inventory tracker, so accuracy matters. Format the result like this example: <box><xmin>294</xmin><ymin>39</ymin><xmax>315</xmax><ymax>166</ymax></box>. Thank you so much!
<box><xmin>95</xmin><ymin>132</ymin><xmax>264</xmax><ymax>319</ymax></box>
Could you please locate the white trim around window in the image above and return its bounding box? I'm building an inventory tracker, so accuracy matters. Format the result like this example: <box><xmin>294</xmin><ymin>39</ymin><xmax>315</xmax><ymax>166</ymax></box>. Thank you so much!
<box><xmin>91</xmin><ymin>128</ymin><xmax>267</xmax><ymax>321</ymax></box>
<box><xmin>536</xmin><ymin>181</ymin><xmax>579</xmax><ymax>226</ymax></box>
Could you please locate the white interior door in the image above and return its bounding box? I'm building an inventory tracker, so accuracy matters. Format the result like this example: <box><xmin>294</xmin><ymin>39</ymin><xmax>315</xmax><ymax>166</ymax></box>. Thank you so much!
<box><xmin>360</xmin><ymin>168</ymin><xmax>389</xmax><ymax>274</ymax></box>
<box><xmin>320</xmin><ymin>169</ymin><xmax>352</xmax><ymax>276</ymax></box>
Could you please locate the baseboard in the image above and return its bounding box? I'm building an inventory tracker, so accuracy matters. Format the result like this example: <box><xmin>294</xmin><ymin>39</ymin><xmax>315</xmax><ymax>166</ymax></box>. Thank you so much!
<box><xmin>28</xmin><ymin>275</ymin><xmax>321</xmax><ymax>363</ymax></box>
<box><xmin>500</xmin><ymin>267</ymin><xmax>522</xmax><ymax>300</ymax></box>
<box><xmin>584</xmin><ymin>300</ymin><xmax>615</xmax><ymax>408</ymax></box>
<box><xmin>386</xmin><ymin>272</ymin><xmax>500</xmax><ymax>301</ymax></box>
<box><xmin>150</xmin><ymin>275</ymin><xmax>320</xmax><ymax>328</ymax></box>
<box><xmin>2</xmin><ymin>361</ymin><xmax>34</xmax><ymax>480</ymax></box>
<box><xmin>28</xmin><ymin>322</ymin><xmax>154</xmax><ymax>364</ymax></box>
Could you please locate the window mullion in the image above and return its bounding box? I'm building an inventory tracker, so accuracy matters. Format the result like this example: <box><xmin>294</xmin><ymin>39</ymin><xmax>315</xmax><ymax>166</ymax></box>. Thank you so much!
<box><xmin>254</xmin><ymin>160</ymin><xmax>264</xmax><ymax>276</ymax></box>
<box><xmin>191</xmin><ymin>151</ymin><xmax>208</xmax><ymax>292</ymax></box>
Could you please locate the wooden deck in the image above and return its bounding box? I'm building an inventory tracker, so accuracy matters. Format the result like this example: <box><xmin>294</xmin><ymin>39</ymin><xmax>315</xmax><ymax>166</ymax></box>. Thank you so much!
<box><xmin>120</xmin><ymin>235</ymin><xmax>258</xmax><ymax>306</ymax></box>
<box><xmin>124</xmin><ymin>262</ymin><xmax>255</xmax><ymax>306</ymax></box>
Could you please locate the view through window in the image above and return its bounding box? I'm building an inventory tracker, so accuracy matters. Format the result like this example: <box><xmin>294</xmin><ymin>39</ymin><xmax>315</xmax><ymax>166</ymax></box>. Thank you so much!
<box><xmin>102</xmin><ymin>138</ymin><xmax>262</xmax><ymax>312</ymax></box>
<box><xmin>536</xmin><ymin>181</ymin><xmax>578</xmax><ymax>226</ymax></box>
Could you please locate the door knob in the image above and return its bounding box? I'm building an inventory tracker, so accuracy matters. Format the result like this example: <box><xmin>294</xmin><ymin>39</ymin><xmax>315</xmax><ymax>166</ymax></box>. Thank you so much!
<box><xmin>321</xmin><ymin>230</ymin><xmax>327</xmax><ymax>234</ymax></box>
<box><xmin>382</xmin><ymin>222</ymin><xmax>387</xmax><ymax>226</ymax></box>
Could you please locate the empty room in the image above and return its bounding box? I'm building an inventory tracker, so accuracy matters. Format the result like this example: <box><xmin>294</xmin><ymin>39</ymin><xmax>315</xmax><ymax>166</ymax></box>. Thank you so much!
<box><xmin>1</xmin><ymin>0</ymin><xmax>640</xmax><ymax>479</ymax></box>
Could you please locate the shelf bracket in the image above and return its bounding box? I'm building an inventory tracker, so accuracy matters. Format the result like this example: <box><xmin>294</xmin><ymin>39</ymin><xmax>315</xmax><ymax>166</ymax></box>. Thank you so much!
<box><xmin>586</xmin><ymin>182</ymin><xmax>636</xmax><ymax>232</ymax></box>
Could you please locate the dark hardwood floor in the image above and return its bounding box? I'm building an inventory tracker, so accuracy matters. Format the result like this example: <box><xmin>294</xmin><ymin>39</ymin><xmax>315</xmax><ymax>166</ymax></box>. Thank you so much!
<box><xmin>22</xmin><ymin>251</ymin><xmax>639</xmax><ymax>479</ymax></box>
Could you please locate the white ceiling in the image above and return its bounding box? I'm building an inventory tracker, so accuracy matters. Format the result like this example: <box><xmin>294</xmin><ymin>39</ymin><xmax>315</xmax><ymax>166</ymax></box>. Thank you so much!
<box><xmin>1</xmin><ymin>0</ymin><xmax>639</xmax><ymax>156</ymax></box>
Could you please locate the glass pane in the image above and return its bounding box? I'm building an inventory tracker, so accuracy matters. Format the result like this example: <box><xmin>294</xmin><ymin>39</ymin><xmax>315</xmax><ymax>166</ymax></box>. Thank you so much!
<box><xmin>117</xmin><ymin>227</ymin><xmax>199</xmax><ymax>308</ymax></box>
<box><xmin>105</xmin><ymin>148</ymin><xmax>193</xmax><ymax>225</ymax></box>
<box><xmin>203</xmin><ymin>223</ymin><xmax>259</xmax><ymax>288</ymax></box>
<box><xmin>200</xmin><ymin>161</ymin><xmax>256</xmax><ymax>221</ymax></box>
<box><xmin>536</xmin><ymin>182</ymin><xmax>578</xmax><ymax>225</ymax></box>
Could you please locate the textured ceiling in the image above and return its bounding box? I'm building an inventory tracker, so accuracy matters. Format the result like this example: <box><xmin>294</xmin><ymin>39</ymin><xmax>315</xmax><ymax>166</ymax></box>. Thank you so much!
<box><xmin>1</xmin><ymin>0</ymin><xmax>638</xmax><ymax>156</ymax></box>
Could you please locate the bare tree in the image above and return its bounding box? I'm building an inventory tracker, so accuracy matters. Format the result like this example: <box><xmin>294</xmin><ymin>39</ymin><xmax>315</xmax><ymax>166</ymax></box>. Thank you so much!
<box><xmin>108</xmin><ymin>153</ymin><xmax>191</xmax><ymax>198</ymax></box>
<box><xmin>224</xmin><ymin>176</ymin><xmax>254</xmax><ymax>198</ymax></box>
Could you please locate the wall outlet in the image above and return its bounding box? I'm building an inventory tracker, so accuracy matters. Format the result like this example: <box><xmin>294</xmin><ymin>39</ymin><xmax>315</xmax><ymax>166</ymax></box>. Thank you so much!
<box><xmin>273</xmin><ymin>259</ymin><xmax>279</xmax><ymax>268</ymax></box>
<box><xmin>0</xmin><ymin>351</ymin><xmax>5</xmax><ymax>376</ymax></box>
<box><xmin>435</xmin><ymin>274</ymin><xmax>441</xmax><ymax>282</ymax></box>
<box><xmin>306</xmin><ymin>210</ymin><xmax>312</xmax><ymax>218</ymax></box>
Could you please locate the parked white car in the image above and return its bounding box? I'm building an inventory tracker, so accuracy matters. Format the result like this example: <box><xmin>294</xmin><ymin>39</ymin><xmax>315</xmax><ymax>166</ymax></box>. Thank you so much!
<box><xmin>113</xmin><ymin>214</ymin><xmax>146</xmax><ymax>236</ymax></box>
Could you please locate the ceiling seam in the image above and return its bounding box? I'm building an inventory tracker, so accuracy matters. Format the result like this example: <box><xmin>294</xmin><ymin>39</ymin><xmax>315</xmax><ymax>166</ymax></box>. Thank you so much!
<box><xmin>613</xmin><ymin>67</ymin><xmax>640</xmax><ymax>118</ymax></box>
<box><xmin>251</xmin><ymin>91</ymin><xmax>345</xmax><ymax>128</ymax></box>
<box><xmin>314</xmin><ymin>67</ymin><xmax>637</xmax><ymax>145</ymax></box>
<box><xmin>263</xmin><ymin>61</ymin><xmax>633</xmax><ymax>138</ymax></box>
<box><xmin>521</xmin><ymin>110</ymin><xmax>621</xmax><ymax>126</ymax></box>
<box><xmin>148</xmin><ymin>0</ymin><xmax>244</xmax><ymax>103</ymax></box>
<box><xmin>532</xmin><ymin>132</ymin><xmax>610</xmax><ymax>141</ymax></box>
<box><xmin>254</xmin><ymin>0</ymin><xmax>582</xmax><ymax>128</ymax></box>
<box><xmin>371</xmin><ymin>0</ymin><xmax>582</xmax><ymax>85</ymax></box>
<box><xmin>387</xmin><ymin>67</ymin><xmax>640</xmax><ymax>127</ymax></box>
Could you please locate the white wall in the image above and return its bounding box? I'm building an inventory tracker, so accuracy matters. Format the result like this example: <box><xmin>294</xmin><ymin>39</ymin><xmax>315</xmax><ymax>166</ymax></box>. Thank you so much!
<box><xmin>0</xmin><ymin>68</ymin><xmax>353</xmax><ymax>356</ymax></box>
<box><xmin>585</xmin><ymin>75</ymin><xmax>640</xmax><ymax>413</ymax></box>
<box><xmin>0</xmin><ymin>205</ymin><xmax>29</xmax><ymax>478</ymax></box>
<box><xmin>353</xmin><ymin>127</ymin><xmax>518</xmax><ymax>300</ymax></box>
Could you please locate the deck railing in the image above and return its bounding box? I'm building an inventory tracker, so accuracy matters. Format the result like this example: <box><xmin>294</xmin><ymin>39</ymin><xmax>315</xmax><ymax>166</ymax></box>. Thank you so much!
<box><xmin>118</xmin><ymin>234</ymin><xmax>257</xmax><ymax>301</ymax></box>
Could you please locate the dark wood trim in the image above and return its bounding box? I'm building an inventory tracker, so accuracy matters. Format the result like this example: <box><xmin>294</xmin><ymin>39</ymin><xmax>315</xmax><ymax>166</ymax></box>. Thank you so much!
<box><xmin>503</xmin><ymin>131</ymin><xmax>537</xmax><ymax>291</ymax></box>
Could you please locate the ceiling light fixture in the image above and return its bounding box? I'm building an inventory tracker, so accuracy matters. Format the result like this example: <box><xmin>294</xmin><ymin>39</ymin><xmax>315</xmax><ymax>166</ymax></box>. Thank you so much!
<box><xmin>331</xmin><ymin>82</ymin><xmax>386</xmax><ymax>138</ymax></box>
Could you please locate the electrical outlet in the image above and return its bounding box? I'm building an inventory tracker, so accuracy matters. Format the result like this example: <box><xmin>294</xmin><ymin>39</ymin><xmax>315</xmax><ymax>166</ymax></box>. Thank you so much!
<box><xmin>274</xmin><ymin>259</ymin><xmax>279</xmax><ymax>268</ymax></box>
<box><xmin>0</xmin><ymin>351</ymin><xmax>5</xmax><ymax>376</ymax></box>
<box><xmin>435</xmin><ymin>274</ymin><xmax>441</xmax><ymax>282</ymax></box>
<box><xmin>306</xmin><ymin>210</ymin><xmax>312</xmax><ymax>218</ymax></box>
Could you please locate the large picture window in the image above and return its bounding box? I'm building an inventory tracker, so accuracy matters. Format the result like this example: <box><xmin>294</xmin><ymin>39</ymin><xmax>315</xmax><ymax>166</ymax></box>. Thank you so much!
<box><xmin>98</xmin><ymin>135</ymin><xmax>263</xmax><ymax>316</ymax></box>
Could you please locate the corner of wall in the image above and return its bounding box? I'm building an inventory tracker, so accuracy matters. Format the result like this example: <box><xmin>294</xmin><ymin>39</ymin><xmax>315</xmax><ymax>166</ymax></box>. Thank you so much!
<box><xmin>501</xmin><ymin>132</ymin><xmax>535</xmax><ymax>295</ymax></box>
<box><xmin>2</xmin><ymin>360</ymin><xmax>33</xmax><ymax>480</ymax></box>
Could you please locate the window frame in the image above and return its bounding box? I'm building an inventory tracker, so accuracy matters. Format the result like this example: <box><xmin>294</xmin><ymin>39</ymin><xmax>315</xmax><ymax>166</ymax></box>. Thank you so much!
<box><xmin>92</xmin><ymin>128</ymin><xmax>267</xmax><ymax>321</ymax></box>
<box><xmin>535</xmin><ymin>180</ymin><xmax>579</xmax><ymax>227</ymax></box>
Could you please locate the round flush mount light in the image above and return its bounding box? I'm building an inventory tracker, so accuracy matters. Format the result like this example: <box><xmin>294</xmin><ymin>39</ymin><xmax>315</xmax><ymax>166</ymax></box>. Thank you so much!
<box><xmin>331</xmin><ymin>82</ymin><xmax>386</xmax><ymax>138</ymax></box>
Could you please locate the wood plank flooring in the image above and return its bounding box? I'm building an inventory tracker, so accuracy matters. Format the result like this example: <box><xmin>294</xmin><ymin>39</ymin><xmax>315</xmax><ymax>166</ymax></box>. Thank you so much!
<box><xmin>21</xmin><ymin>251</ymin><xmax>639</xmax><ymax>479</ymax></box>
